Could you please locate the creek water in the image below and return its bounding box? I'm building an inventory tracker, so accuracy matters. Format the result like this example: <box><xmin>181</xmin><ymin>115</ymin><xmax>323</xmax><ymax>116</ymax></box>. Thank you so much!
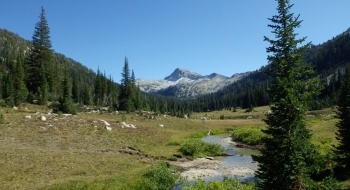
<box><xmin>174</xmin><ymin>135</ymin><xmax>259</xmax><ymax>189</ymax></box>
<box><xmin>201</xmin><ymin>134</ymin><xmax>259</xmax><ymax>182</ymax></box>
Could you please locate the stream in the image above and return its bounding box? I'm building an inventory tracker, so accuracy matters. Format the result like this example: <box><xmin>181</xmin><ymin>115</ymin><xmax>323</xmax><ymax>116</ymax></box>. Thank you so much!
<box><xmin>173</xmin><ymin>135</ymin><xmax>259</xmax><ymax>189</ymax></box>
<box><xmin>201</xmin><ymin>134</ymin><xmax>259</xmax><ymax>182</ymax></box>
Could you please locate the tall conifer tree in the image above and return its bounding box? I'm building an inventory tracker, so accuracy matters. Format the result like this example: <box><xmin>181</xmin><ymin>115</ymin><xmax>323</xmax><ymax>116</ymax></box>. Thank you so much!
<box><xmin>252</xmin><ymin>1</ymin><xmax>336</xmax><ymax>189</ymax></box>
<box><xmin>13</xmin><ymin>56</ymin><xmax>28</xmax><ymax>106</ymax></box>
<box><xmin>27</xmin><ymin>6</ymin><xmax>54</xmax><ymax>104</ymax></box>
<box><xmin>119</xmin><ymin>57</ymin><xmax>130</xmax><ymax>111</ymax></box>
<box><xmin>334</xmin><ymin>65</ymin><xmax>350</xmax><ymax>171</ymax></box>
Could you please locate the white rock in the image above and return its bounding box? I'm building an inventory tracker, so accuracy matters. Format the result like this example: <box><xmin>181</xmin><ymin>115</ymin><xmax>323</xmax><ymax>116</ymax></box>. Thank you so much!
<box><xmin>25</xmin><ymin>115</ymin><xmax>31</xmax><ymax>119</ymax></box>
<box><xmin>101</xmin><ymin>120</ymin><xmax>110</xmax><ymax>126</ymax></box>
<box><xmin>40</xmin><ymin>116</ymin><xmax>46</xmax><ymax>121</ymax></box>
<box><xmin>105</xmin><ymin>126</ymin><xmax>112</xmax><ymax>130</ymax></box>
<box><xmin>121</xmin><ymin>122</ymin><xmax>130</xmax><ymax>128</ymax></box>
<box><xmin>159</xmin><ymin>124</ymin><xmax>164</xmax><ymax>127</ymax></box>
<box><xmin>129</xmin><ymin>124</ymin><xmax>136</xmax><ymax>128</ymax></box>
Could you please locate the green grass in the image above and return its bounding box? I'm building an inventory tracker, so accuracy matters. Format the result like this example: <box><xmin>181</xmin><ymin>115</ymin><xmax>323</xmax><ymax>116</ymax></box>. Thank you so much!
<box><xmin>178</xmin><ymin>139</ymin><xmax>225</xmax><ymax>158</ymax></box>
<box><xmin>231</xmin><ymin>126</ymin><xmax>268</xmax><ymax>145</ymax></box>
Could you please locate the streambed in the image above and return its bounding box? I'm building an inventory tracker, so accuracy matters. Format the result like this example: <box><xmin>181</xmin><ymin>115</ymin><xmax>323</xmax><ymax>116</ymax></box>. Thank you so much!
<box><xmin>172</xmin><ymin>135</ymin><xmax>259</xmax><ymax>182</ymax></box>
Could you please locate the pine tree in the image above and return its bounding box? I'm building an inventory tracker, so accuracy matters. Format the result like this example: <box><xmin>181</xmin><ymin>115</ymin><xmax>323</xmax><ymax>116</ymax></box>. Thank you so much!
<box><xmin>27</xmin><ymin>6</ymin><xmax>54</xmax><ymax>103</ymax></box>
<box><xmin>118</xmin><ymin>57</ymin><xmax>131</xmax><ymax>111</ymax></box>
<box><xmin>252</xmin><ymin>1</ymin><xmax>335</xmax><ymax>189</ymax></box>
<box><xmin>334</xmin><ymin>65</ymin><xmax>350</xmax><ymax>170</ymax></box>
<box><xmin>59</xmin><ymin>69</ymin><xmax>75</xmax><ymax>114</ymax></box>
<box><xmin>13</xmin><ymin>56</ymin><xmax>28</xmax><ymax>106</ymax></box>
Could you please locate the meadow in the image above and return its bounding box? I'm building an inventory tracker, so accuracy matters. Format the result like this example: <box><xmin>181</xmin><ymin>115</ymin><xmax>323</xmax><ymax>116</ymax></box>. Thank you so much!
<box><xmin>0</xmin><ymin>104</ymin><xmax>347</xmax><ymax>189</ymax></box>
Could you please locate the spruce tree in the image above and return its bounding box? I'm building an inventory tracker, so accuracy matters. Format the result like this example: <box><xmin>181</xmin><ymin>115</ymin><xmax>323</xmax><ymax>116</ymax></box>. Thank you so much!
<box><xmin>334</xmin><ymin>65</ymin><xmax>350</xmax><ymax>171</ymax></box>
<box><xmin>252</xmin><ymin>1</ymin><xmax>333</xmax><ymax>189</ymax></box>
<box><xmin>13</xmin><ymin>56</ymin><xmax>28</xmax><ymax>106</ymax></box>
<box><xmin>27</xmin><ymin>6</ymin><xmax>54</xmax><ymax>103</ymax></box>
<box><xmin>59</xmin><ymin>69</ymin><xmax>75</xmax><ymax>114</ymax></box>
<box><xmin>118</xmin><ymin>57</ymin><xmax>131</xmax><ymax>111</ymax></box>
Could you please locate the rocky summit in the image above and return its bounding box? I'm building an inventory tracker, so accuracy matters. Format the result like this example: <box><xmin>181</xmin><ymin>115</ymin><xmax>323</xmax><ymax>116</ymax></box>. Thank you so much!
<box><xmin>136</xmin><ymin>68</ymin><xmax>250</xmax><ymax>98</ymax></box>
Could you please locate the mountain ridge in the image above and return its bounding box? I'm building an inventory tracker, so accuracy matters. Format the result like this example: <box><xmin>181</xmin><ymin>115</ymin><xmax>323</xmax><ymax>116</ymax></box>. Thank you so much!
<box><xmin>136</xmin><ymin>68</ymin><xmax>250</xmax><ymax>98</ymax></box>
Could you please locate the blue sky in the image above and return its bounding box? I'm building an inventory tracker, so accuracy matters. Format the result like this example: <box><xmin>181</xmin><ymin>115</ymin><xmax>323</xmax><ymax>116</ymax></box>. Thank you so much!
<box><xmin>1</xmin><ymin>0</ymin><xmax>350</xmax><ymax>82</ymax></box>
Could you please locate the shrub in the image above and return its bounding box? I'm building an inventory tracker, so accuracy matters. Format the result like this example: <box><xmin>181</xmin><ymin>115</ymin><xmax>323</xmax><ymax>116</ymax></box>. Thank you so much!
<box><xmin>231</xmin><ymin>127</ymin><xmax>269</xmax><ymax>145</ymax></box>
<box><xmin>141</xmin><ymin>163</ymin><xmax>182</xmax><ymax>190</ymax></box>
<box><xmin>179</xmin><ymin>139</ymin><xmax>224</xmax><ymax>158</ymax></box>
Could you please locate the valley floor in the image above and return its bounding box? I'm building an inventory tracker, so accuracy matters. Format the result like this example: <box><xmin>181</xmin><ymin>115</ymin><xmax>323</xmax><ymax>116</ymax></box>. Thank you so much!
<box><xmin>0</xmin><ymin>104</ymin><xmax>349</xmax><ymax>189</ymax></box>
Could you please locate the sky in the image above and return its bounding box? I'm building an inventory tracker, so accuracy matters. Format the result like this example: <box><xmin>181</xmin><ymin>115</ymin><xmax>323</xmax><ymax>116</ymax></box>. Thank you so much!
<box><xmin>1</xmin><ymin>1</ymin><xmax>350</xmax><ymax>82</ymax></box>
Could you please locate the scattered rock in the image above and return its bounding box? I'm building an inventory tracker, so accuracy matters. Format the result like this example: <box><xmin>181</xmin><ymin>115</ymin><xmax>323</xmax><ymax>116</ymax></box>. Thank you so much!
<box><xmin>159</xmin><ymin>124</ymin><xmax>164</xmax><ymax>127</ymax></box>
<box><xmin>40</xmin><ymin>116</ymin><xmax>46</xmax><ymax>121</ymax></box>
<box><xmin>105</xmin><ymin>126</ymin><xmax>112</xmax><ymax>130</ymax></box>
<box><xmin>101</xmin><ymin>120</ymin><xmax>110</xmax><ymax>126</ymax></box>
<box><xmin>25</xmin><ymin>115</ymin><xmax>31</xmax><ymax>119</ymax></box>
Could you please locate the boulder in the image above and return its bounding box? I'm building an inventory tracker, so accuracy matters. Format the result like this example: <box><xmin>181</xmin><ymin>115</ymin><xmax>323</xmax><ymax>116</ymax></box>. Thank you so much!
<box><xmin>40</xmin><ymin>116</ymin><xmax>46</xmax><ymax>121</ymax></box>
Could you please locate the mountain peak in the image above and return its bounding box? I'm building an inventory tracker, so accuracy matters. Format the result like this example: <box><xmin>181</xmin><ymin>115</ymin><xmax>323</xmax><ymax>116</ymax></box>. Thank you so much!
<box><xmin>164</xmin><ymin>68</ymin><xmax>202</xmax><ymax>81</ymax></box>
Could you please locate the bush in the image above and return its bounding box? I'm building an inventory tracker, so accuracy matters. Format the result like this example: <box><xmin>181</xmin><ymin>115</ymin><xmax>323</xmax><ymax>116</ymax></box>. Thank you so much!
<box><xmin>141</xmin><ymin>163</ymin><xmax>183</xmax><ymax>190</ymax></box>
<box><xmin>231</xmin><ymin>127</ymin><xmax>269</xmax><ymax>145</ymax></box>
<box><xmin>179</xmin><ymin>139</ymin><xmax>224</xmax><ymax>158</ymax></box>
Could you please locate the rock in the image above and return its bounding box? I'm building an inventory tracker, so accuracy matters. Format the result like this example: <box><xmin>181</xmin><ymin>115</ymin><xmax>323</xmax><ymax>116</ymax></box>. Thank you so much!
<box><xmin>159</xmin><ymin>124</ymin><xmax>164</xmax><ymax>127</ymax></box>
<box><xmin>105</xmin><ymin>126</ymin><xmax>112</xmax><ymax>130</ymax></box>
<box><xmin>40</xmin><ymin>116</ymin><xmax>46</xmax><ymax>121</ymax></box>
<box><xmin>62</xmin><ymin>114</ymin><xmax>72</xmax><ymax>117</ymax></box>
<box><xmin>205</xmin><ymin>156</ymin><xmax>214</xmax><ymax>160</ymax></box>
<box><xmin>121</xmin><ymin>122</ymin><xmax>130</xmax><ymax>128</ymax></box>
<box><xmin>101</xmin><ymin>120</ymin><xmax>110</xmax><ymax>126</ymax></box>
<box><xmin>25</xmin><ymin>115</ymin><xmax>31</xmax><ymax>119</ymax></box>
